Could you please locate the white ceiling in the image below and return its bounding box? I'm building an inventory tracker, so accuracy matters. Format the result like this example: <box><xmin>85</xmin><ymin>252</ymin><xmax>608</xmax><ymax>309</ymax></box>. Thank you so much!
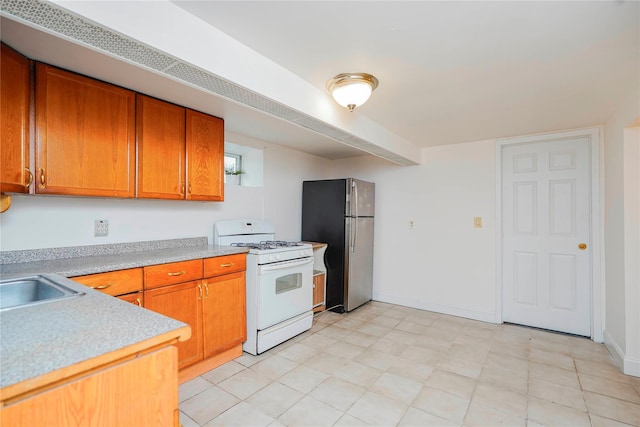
<box><xmin>1</xmin><ymin>1</ymin><xmax>638</xmax><ymax>163</ymax></box>
<box><xmin>172</xmin><ymin>0</ymin><xmax>639</xmax><ymax>148</ymax></box>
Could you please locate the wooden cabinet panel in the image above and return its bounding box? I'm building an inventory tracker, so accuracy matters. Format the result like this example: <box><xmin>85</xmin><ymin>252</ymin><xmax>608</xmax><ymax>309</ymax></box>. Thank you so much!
<box><xmin>144</xmin><ymin>281</ymin><xmax>203</xmax><ymax>369</ymax></box>
<box><xmin>1</xmin><ymin>43</ymin><xmax>31</xmax><ymax>193</ymax></box>
<box><xmin>35</xmin><ymin>64</ymin><xmax>135</xmax><ymax>197</ymax></box>
<box><xmin>73</xmin><ymin>268</ymin><xmax>143</xmax><ymax>296</ymax></box>
<box><xmin>136</xmin><ymin>95</ymin><xmax>185</xmax><ymax>199</ymax></box>
<box><xmin>313</xmin><ymin>273</ymin><xmax>326</xmax><ymax>312</ymax></box>
<box><xmin>203</xmin><ymin>253</ymin><xmax>246</xmax><ymax>277</ymax></box>
<box><xmin>143</xmin><ymin>259</ymin><xmax>202</xmax><ymax>290</ymax></box>
<box><xmin>186</xmin><ymin>109</ymin><xmax>224</xmax><ymax>201</ymax></box>
<box><xmin>118</xmin><ymin>291</ymin><xmax>143</xmax><ymax>307</ymax></box>
<box><xmin>202</xmin><ymin>271</ymin><xmax>246</xmax><ymax>358</ymax></box>
<box><xmin>1</xmin><ymin>346</ymin><xmax>179</xmax><ymax>427</ymax></box>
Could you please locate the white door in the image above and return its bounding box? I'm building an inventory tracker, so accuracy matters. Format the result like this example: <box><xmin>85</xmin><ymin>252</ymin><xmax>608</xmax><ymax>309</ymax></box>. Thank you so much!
<box><xmin>502</xmin><ymin>136</ymin><xmax>591</xmax><ymax>336</ymax></box>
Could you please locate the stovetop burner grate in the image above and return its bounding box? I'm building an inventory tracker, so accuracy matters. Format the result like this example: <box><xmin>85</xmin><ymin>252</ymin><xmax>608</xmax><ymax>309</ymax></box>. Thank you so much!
<box><xmin>230</xmin><ymin>241</ymin><xmax>305</xmax><ymax>251</ymax></box>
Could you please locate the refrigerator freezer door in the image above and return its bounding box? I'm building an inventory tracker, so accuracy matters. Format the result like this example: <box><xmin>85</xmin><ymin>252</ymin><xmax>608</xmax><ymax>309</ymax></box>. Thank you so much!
<box><xmin>348</xmin><ymin>179</ymin><xmax>375</xmax><ymax>218</ymax></box>
<box><xmin>344</xmin><ymin>217</ymin><xmax>374</xmax><ymax>311</ymax></box>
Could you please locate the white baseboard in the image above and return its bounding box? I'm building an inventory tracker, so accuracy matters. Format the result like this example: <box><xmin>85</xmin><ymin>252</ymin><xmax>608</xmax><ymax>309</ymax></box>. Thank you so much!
<box><xmin>604</xmin><ymin>330</ymin><xmax>640</xmax><ymax>378</ymax></box>
<box><xmin>624</xmin><ymin>358</ymin><xmax>640</xmax><ymax>377</ymax></box>
<box><xmin>373</xmin><ymin>292</ymin><xmax>497</xmax><ymax>324</ymax></box>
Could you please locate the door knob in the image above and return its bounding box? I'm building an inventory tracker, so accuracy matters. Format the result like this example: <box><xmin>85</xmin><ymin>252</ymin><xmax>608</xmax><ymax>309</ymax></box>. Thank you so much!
<box><xmin>578</xmin><ymin>243</ymin><xmax>587</xmax><ymax>250</ymax></box>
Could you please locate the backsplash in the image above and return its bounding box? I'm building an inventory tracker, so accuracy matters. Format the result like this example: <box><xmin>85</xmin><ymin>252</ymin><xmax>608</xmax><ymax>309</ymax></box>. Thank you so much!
<box><xmin>0</xmin><ymin>237</ymin><xmax>208</xmax><ymax>264</ymax></box>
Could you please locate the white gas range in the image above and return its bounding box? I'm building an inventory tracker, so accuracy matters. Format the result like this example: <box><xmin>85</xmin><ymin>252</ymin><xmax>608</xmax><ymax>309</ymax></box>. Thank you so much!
<box><xmin>214</xmin><ymin>219</ymin><xmax>314</xmax><ymax>355</ymax></box>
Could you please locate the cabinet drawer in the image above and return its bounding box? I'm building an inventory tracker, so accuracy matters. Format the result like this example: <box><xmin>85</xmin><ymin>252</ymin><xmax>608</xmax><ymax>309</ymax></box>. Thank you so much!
<box><xmin>203</xmin><ymin>254</ymin><xmax>246</xmax><ymax>277</ymax></box>
<box><xmin>73</xmin><ymin>268</ymin><xmax>143</xmax><ymax>296</ymax></box>
<box><xmin>144</xmin><ymin>259</ymin><xmax>203</xmax><ymax>289</ymax></box>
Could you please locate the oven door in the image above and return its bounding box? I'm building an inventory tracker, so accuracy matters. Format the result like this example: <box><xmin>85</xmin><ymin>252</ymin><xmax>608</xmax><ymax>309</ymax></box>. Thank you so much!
<box><xmin>256</xmin><ymin>257</ymin><xmax>313</xmax><ymax>330</ymax></box>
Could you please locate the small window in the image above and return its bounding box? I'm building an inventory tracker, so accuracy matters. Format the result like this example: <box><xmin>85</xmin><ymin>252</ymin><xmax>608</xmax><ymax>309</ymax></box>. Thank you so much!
<box><xmin>223</xmin><ymin>141</ymin><xmax>263</xmax><ymax>187</ymax></box>
<box><xmin>224</xmin><ymin>153</ymin><xmax>242</xmax><ymax>184</ymax></box>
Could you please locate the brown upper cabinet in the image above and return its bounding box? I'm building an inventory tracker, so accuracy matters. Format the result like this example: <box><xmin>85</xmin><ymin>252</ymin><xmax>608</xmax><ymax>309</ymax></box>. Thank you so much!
<box><xmin>136</xmin><ymin>95</ymin><xmax>185</xmax><ymax>199</ymax></box>
<box><xmin>35</xmin><ymin>64</ymin><xmax>136</xmax><ymax>197</ymax></box>
<box><xmin>137</xmin><ymin>95</ymin><xmax>224</xmax><ymax>201</ymax></box>
<box><xmin>186</xmin><ymin>109</ymin><xmax>224</xmax><ymax>201</ymax></box>
<box><xmin>1</xmin><ymin>43</ymin><xmax>32</xmax><ymax>193</ymax></box>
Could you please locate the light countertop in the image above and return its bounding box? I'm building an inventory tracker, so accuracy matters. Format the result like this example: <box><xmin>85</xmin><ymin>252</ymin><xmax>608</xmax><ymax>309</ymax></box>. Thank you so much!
<box><xmin>0</xmin><ymin>238</ymin><xmax>248</xmax><ymax>395</ymax></box>
<box><xmin>0</xmin><ymin>238</ymin><xmax>248</xmax><ymax>278</ymax></box>
<box><xmin>0</xmin><ymin>274</ymin><xmax>191</xmax><ymax>392</ymax></box>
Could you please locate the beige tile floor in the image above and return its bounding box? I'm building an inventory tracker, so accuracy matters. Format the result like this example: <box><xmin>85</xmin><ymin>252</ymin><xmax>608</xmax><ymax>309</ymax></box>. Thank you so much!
<box><xmin>179</xmin><ymin>302</ymin><xmax>640</xmax><ymax>427</ymax></box>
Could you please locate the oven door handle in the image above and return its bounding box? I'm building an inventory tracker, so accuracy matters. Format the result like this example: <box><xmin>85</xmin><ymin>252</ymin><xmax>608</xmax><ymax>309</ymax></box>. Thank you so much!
<box><xmin>259</xmin><ymin>257</ymin><xmax>313</xmax><ymax>272</ymax></box>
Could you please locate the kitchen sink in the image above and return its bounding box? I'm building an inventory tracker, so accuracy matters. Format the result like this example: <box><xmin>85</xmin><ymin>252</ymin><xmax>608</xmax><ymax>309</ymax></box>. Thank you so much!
<box><xmin>0</xmin><ymin>275</ymin><xmax>83</xmax><ymax>311</ymax></box>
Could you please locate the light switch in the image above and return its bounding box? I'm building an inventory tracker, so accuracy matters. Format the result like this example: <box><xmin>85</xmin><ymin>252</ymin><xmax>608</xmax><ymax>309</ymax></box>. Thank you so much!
<box><xmin>473</xmin><ymin>217</ymin><xmax>482</xmax><ymax>228</ymax></box>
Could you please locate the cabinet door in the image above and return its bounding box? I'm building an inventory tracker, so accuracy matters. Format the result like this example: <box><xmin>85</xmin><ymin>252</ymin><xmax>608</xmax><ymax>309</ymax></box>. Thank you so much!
<box><xmin>202</xmin><ymin>272</ymin><xmax>246</xmax><ymax>358</ymax></box>
<box><xmin>144</xmin><ymin>281</ymin><xmax>203</xmax><ymax>369</ymax></box>
<box><xmin>186</xmin><ymin>109</ymin><xmax>224</xmax><ymax>201</ymax></box>
<box><xmin>35</xmin><ymin>64</ymin><xmax>135</xmax><ymax>197</ymax></box>
<box><xmin>313</xmin><ymin>273</ymin><xmax>326</xmax><ymax>312</ymax></box>
<box><xmin>137</xmin><ymin>94</ymin><xmax>185</xmax><ymax>199</ymax></box>
<box><xmin>1</xmin><ymin>346</ymin><xmax>179</xmax><ymax>427</ymax></box>
<box><xmin>118</xmin><ymin>292</ymin><xmax>143</xmax><ymax>307</ymax></box>
<box><xmin>0</xmin><ymin>43</ymin><xmax>31</xmax><ymax>193</ymax></box>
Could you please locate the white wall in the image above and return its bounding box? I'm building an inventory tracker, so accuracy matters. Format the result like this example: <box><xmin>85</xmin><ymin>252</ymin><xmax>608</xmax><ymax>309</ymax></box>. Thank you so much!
<box><xmin>329</xmin><ymin>140</ymin><xmax>498</xmax><ymax>322</ymax></box>
<box><xmin>0</xmin><ymin>137</ymin><xmax>331</xmax><ymax>251</ymax></box>
<box><xmin>602</xmin><ymin>72</ymin><xmax>640</xmax><ymax>376</ymax></box>
<box><xmin>622</xmin><ymin>126</ymin><xmax>640</xmax><ymax>376</ymax></box>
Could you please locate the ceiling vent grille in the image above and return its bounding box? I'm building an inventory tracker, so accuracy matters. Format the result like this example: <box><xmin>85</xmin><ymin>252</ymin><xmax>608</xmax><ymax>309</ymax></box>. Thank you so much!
<box><xmin>0</xmin><ymin>0</ymin><xmax>417</xmax><ymax>165</ymax></box>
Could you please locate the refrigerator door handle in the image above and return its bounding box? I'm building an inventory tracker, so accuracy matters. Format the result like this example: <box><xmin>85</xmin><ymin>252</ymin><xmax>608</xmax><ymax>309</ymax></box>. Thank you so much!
<box><xmin>353</xmin><ymin>180</ymin><xmax>359</xmax><ymax>219</ymax></box>
<box><xmin>352</xmin><ymin>181</ymin><xmax>358</xmax><ymax>252</ymax></box>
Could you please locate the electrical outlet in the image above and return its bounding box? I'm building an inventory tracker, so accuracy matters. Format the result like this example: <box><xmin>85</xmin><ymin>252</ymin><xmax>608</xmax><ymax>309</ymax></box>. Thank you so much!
<box><xmin>473</xmin><ymin>217</ymin><xmax>483</xmax><ymax>229</ymax></box>
<box><xmin>94</xmin><ymin>219</ymin><xmax>109</xmax><ymax>237</ymax></box>
<box><xmin>409</xmin><ymin>220</ymin><xmax>415</xmax><ymax>229</ymax></box>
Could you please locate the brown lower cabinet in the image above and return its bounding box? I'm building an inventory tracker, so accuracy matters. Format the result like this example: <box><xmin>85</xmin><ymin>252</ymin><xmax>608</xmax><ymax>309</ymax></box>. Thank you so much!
<box><xmin>143</xmin><ymin>254</ymin><xmax>247</xmax><ymax>375</ymax></box>
<box><xmin>144</xmin><ymin>280</ymin><xmax>204</xmax><ymax>369</ymax></box>
<box><xmin>71</xmin><ymin>254</ymin><xmax>247</xmax><ymax>380</ymax></box>
<box><xmin>202</xmin><ymin>271</ymin><xmax>246</xmax><ymax>358</ymax></box>
<box><xmin>144</xmin><ymin>271</ymin><xmax>246</xmax><ymax>370</ymax></box>
<box><xmin>313</xmin><ymin>272</ymin><xmax>326</xmax><ymax>312</ymax></box>
<box><xmin>1</xmin><ymin>345</ymin><xmax>180</xmax><ymax>427</ymax></box>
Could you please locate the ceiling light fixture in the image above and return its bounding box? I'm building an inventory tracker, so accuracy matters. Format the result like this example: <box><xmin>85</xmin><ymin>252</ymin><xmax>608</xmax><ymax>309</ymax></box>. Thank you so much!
<box><xmin>327</xmin><ymin>73</ymin><xmax>379</xmax><ymax>112</ymax></box>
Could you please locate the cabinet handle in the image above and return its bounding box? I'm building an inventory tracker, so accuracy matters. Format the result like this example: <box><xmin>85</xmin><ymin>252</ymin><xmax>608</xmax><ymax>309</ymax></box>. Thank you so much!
<box><xmin>39</xmin><ymin>168</ymin><xmax>46</xmax><ymax>189</ymax></box>
<box><xmin>92</xmin><ymin>283</ymin><xmax>113</xmax><ymax>290</ymax></box>
<box><xmin>220</xmin><ymin>263</ymin><xmax>234</xmax><ymax>268</ymax></box>
<box><xmin>188</xmin><ymin>183</ymin><xmax>192</xmax><ymax>194</ymax></box>
<box><xmin>181</xmin><ymin>182</ymin><xmax>185</xmax><ymax>195</ymax></box>
<box><xmin>197</xmin><ymin>284</ymin><xmax>203</xmax><ymax>301</ymax></box>
<box><xmin>203</xmin><ymin>281</ymin><xmax>209</xmax><ymax>299</ymax></box>
<box><xmin>135</xmin><ymin>298</ymin><xmax>142</xmax><ymax>306</ymax></box>
<box><xmin>167</xmin><ymin>270</ymin><xmax>185</xmax><ymax>277</ymax></box>
<box><xmin>24</xmin><ymin>168</ymin><xmax>33</xmax><ymax>189</ymax></box>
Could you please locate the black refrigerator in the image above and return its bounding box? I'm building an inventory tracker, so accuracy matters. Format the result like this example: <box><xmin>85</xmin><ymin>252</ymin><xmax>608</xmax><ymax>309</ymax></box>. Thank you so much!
<box><xmin>302</xmin><ymin>178</ymin><xmax>374</xmax><ymax>312</ymax></box>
